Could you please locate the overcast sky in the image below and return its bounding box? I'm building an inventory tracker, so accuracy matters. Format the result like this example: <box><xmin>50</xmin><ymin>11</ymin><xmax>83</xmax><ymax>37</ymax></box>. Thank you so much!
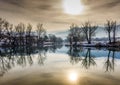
<box><xmin>0</xmin><ymin>0</ymin><xmax>120</xmax><ymax>33</ymax></box>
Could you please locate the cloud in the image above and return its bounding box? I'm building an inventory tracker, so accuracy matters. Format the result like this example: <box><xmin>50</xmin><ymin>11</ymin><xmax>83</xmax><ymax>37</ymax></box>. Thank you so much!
<box><xmin>83</xmin><ymin>0</ymin><xmax>120</xmax><ymax>12</ymax></box>
<box><xmin>0</xmin><ymin>0</ymin><xmax>24</xmax><ymax>7</ymax></box>
<box><xmin>0</xmin><ymin>0</ymin><xmax>120</xmax><ymax>31</ymax></box>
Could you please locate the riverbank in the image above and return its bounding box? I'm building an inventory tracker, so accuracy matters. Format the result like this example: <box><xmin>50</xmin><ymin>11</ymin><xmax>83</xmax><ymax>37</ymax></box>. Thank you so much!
<box><xmin>65</xmin><ymin>42</ymin><xmax>120</xmax><ymax>47</ymax></box>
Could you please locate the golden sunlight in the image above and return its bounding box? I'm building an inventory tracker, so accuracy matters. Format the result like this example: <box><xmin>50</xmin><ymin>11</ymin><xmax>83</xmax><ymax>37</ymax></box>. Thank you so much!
<box><xmin>63</xmin><ymin>0</ymin><xmax>84</xmax><ymax>15</ymax></box>
<box><xmin>68</xmin><ymin>71</ymin><xmax>78</xmax><ymax>82</ymax></box>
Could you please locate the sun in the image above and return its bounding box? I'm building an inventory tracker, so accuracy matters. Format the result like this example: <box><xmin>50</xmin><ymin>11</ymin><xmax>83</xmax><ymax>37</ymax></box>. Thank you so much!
<box><xmin>63</xmin><ymin>0</ymin><xmax>84</xmax><ymax>15</ymax></box>
<box><xmin>68</xmin><ymin>71</ymin><xmax>78</xmax><ymax>82</ymax></box>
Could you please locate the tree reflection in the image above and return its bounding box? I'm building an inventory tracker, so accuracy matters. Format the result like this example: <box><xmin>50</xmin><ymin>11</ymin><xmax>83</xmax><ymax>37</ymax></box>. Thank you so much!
<box><xmin>16</xmin><ymin>46</ymin><xmax>27</xmax><ymax>67</ymax></box>
<box><xmin>0</xmin><ymin>45</ymin><xmax>62</xmax><ymax>77</ymax></box>
<box><xmin>0</xmin><ymin>47</ymin><xmax>14</xmax><ymax>77</ymax></box>
<box><xmin>0</xmin><ymin>56</ymin><xmax>10</xmax><ymax>77</ymax></box>
<box><xmin>26</xmin><ymin>47</ymin><xmax>34</xmax><ymax>66</ymax></box>
<box><xmin>81</xmin><ymin>48</ymin><xmax>96</xmax><ymax>69</ymax></box>
<box><xmin>104</xmin><ymin>49</ymin><xmax>116</xmax><ymax>72</ymax></box>
<box><xmin>0</xmin><ymin>46</ymin><xmax>119</xmax><ymax>77</ymax></box>
<box><xmin>68</xmin><ymin>47</ymin><xmax>96</xmax><ymax>69</ymax></box>
<box><xmin>37</xmin><ymin>47</ymin><xmax>47</xmax><ymax>65</ymax></box>
<box><xmin>67</xmin><ymin>46</ymin><xmax>82</xmax><ymax>65</ymax></box>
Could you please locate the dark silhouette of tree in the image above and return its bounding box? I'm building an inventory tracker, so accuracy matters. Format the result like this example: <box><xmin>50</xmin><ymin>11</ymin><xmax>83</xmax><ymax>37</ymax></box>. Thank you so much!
<box><xmin>37</xmin><ymin>48</ymin><xmax>47</xmax><ymax>65</ymax></box>
<box><xmin>68</xmin><ymin>46</ymin><xmax>83</xmax><ymax>65</ymax></box>
<box><xmin>26</xmin><ymin>24</ymin><xmax>33</xmax><ymax>46</ymax></box>
<box><xmin>112</xmin><ymin>21</ymin><xmax>117</xmax><ymax>43</ymax></box>
<box><xmin>56</xmin><ymin>37</ymin><xmax>63</xmax><ymax>44</ymax></box>
<box><xmin>4</xmin><ymin>21</ymin><xmax>14</xmax><ymax>46</ymax></box>
<box><xmin>104</xmin><ymin>50</ymin><xmax>115</xmax><ymax>72</ymax></box>
<box><xmin>105</xmin><ymin>50</ymin><xmax>112</xmax><ymax>72</ymax></box>
<box><xmin>81</xmin><ymin>48</ymin><xmax>96</xmax><ymax>69</ymax></box>
<box><xmin>0</xmin><ymin>18</ymin><xmax>5</xmax><ymax>43</ymax></box>
<box><xmin>67</xmin><ymin>24</ymin><xmax>84</xmax><ymax>46</ymax></box>
<box><xmin>16</xmin><ymin>48</ymin><xmax>26</xmax><ymax>67</ymax></box>
<box><xmin>36</xmin><ymin>23</ymin><xmax>46</xmax><ymax>45</ymax></box>
<box><xmin>104</xmin><ymin>20</ymin><xmax>116</xmax><ymax>44</ymax></box>
<box><xmin>82</xmin><ymin>22</ymin><xmax>98</xmax><ymax>44</ymax></box>
<box><xmin>112</xmin><ymin>50</ymin><xmax>115</xmax><ymax>71</ymax></box>
<box><xmin>48</xmin><ymin>34</ymin><xmax>63</xmax><ymax>45</ymax></box>
<box><xmin>49</xmin><ymin>34</ymin><xmax>57</xmax><ymax>44</ymax></box>
<box><xmin>26</xmin><ymin>47</ymin><xmax>33</xmax><ymax>66</ymax></box>
<box><xmin>15</xmin><ymin>23</ymin><xmax>25</xmax><ymax>46</ymax></box>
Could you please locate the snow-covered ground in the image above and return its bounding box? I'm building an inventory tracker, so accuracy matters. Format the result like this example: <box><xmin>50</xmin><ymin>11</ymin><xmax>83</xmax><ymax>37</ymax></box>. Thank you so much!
<box><xmin>64</xmin><ymin>41</ymin><xmax>119</xmax><ymax>47</ymax></box>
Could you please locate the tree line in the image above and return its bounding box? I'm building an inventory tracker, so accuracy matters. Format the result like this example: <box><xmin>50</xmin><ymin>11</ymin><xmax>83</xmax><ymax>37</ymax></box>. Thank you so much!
<box><xmin>0</xmin><ymin>18</ymin><xmax>63</xmax><ymax>47</ymax></box>
<box><xmin>67</xmin><ymin>20</ymin><xmax>119</xmax><ymax>46</ymax></box>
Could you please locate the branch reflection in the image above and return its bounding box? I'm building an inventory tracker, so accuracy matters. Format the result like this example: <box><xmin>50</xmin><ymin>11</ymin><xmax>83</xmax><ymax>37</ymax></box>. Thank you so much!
<box><xmin>0</xmin><ymin>45</ymin><xmax>63</xmax><ymax>77</ymax></box>
<box><xmin>104</xmin><ymin>48</ymin><xmax>116</xmax><ymax>72</ymax></box>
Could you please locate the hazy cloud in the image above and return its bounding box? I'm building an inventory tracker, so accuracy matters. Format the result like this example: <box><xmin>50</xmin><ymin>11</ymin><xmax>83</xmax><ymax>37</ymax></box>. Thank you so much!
<box><xmin>0</xmin><ymin>0</ymin><xmax>120</xmax><ymax>31</ymax></box>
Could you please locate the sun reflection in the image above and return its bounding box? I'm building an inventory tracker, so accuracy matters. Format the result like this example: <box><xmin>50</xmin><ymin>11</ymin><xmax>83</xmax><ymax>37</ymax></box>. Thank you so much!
<box><xmin>68</xmin><ymin>71</ymin><xmax>78</xmax><ymax>82</ymax></box>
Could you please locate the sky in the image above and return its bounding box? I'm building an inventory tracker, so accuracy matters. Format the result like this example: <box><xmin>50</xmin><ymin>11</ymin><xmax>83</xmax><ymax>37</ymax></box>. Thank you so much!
<box><xmin>0</xmin><ymin>0</ymin><xmax>120</xmax><ymax>38</ymax></box>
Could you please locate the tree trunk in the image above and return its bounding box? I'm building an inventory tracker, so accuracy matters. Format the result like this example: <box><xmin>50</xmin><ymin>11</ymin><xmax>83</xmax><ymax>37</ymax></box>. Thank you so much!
<box><xmin>87</xmin><ymin>29</ymin><xmax>91</xmax><ymax>44</ymax></box>
<box><xmin>70</xmin><ymin>37</ymin><xmax>72</xmax><ymax>46</ymax></box>
<box><xmin>88</xmin><ymin>41</ymin><xmax>91</xmax><ymax>44</ymax></box>
<box><xmin>108</xmin><ymin>32</ymin><xmax>111</xmax><ymax>44</ymax></box>
<box><xmin>86</xmin><ymin>34</ymin><xmax>90</xmax><ymax>44</ymax></box>
<box><xmin>113</xmin><ymin>28</ymin><xmax>116</xmax><ymax>43</ymax></box>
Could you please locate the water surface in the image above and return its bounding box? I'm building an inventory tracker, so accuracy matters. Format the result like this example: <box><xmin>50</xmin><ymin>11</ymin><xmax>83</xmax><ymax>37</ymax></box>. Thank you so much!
<box><xmin>0</xmin><ymin>46</ymin><xmax>120</xmax><ymax>85</ymax></box>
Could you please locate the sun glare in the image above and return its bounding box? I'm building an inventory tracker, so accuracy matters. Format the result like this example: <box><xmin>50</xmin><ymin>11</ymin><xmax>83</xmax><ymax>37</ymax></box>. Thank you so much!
<box><xmin>63</xmin><ymin>0</ymin><xmax>84</xmax><ymax>15</ymax></box>
<box><xmin>68</xmin><ymin>71</ymin><xmax>78</xmax><ymax>82</ymax></box>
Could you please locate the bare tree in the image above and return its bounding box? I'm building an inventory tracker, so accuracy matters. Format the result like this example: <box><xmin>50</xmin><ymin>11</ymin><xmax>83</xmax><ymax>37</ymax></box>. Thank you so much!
<box><xmin>104</xmin><ymin>20</ymin><xmax>115</xmax><ymax>44</ymax></box>
<box><xmin>26</xmin><ymin>24</ymin><xmax>33</xmax><ymax>46</ymax></box>
<box><xmin>82</xmin><ymin>22</ymin><xmax>98</xmax><ymax>44</ymax></box>
<box><xmin>4</xmin><ymin>21</ymin><xmax>14</xmax><ymax>46</ymax></box>
<box><xmin>49</xmin><ymin>34</ymin><xmax>57</xmax><ymax>44</ymax></box>
<box><xmin>112</xmin><ymin>21</ymin><xmax>117</xmax><ymax>43</ymax></box>
<box><xmin>104</xmin><ymin>50</ymin><xmax>115</xmax><ymax>72</ymax></box>
<box><xmin>36</xmin><ymin>23</ymin><xmax>46</xmax><ymax>45</ymax></box>
<box><xmin>82</xmin><ymin>48</ymin><xmax>96</xmax><ymax>69</ymax></box>
<box><xmin>67</xmin><ymin>24</ymin><xmax>83</xmax><ymax>46</ymax></box>
<box><xmin>0</xmin><ymin>18</ymin><xmax>5</xmax><ymax>42</ymax></box>
<box><xmin>15</xmin><ymin>23</ymin><xmax>25</xmax><ymax>46</ymax></box>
